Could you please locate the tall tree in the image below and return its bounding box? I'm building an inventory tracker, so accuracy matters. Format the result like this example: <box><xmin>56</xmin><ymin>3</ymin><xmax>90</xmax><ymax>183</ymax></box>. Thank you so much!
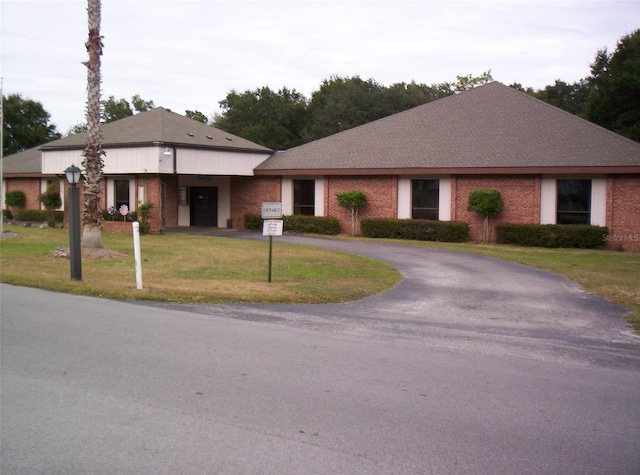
<box><xmin>453</xmin><ymin>70</ymin><xmax>494</xmax><ymax>93</ymax></box>
<box><xmin>185</xmin><ymin>109</ymin><xmax>210</xmax><ymax>124</ymax></box>
<box><xmin>304</xmin><ymin>76</ymin><xmax>384</xmax><ymax>141</ymax></box>
<box><xmin>102</xmin><ymin>94</ymin><xmax>155</xmax><ymax>123</ymax></box>
<box><xmin>532</xmin><ymin>79</ymin><xmax>590</xmax><ymax>118</ymax></box>
<box><xmin>2</xmin><ymin>93</ymin><xmax>61</xmax><ymax>155</ymax></box>
<box><xmin>586</xmin><ymin>29</ymin><xmax>640</xmax><ymax>142</ymax></box>
<box><xmin>81</xmin><ymin>0</ymin><xmax>105</xmax><ymax>248</ymax></box>
<box><xmin>215</xmin><ymin>86</ymin><xmax>308</xmax><ymax>149</ymax></box>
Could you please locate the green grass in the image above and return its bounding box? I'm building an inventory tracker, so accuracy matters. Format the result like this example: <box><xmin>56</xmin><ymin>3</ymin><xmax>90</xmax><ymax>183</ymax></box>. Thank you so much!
<box><xmin>0</xmin><ymin>226</ymin><xmax>401</xmax><ymax>304</ymax></box>
<box><xmin>1</xmin><ymin>225</ymin><xmax>638</xmax><ymax>333</ymax></box>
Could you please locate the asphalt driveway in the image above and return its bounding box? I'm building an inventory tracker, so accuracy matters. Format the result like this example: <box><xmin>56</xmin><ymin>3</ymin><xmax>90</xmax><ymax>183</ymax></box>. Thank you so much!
<box><xmin>161</xmin><ymin>229</ymin><xmax>640</xmax><ymax>370</ymax></box>
<box><xmin>3</xmin><ymin>230</ymin><xmax>640</xmax><ymax>474</ymax></box>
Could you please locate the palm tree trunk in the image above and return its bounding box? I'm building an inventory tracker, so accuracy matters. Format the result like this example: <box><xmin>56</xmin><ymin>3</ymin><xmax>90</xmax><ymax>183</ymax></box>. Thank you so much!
<box><xmin>81</xmin><ymin>0</ymin><xmax>104</xmax><ymax>248</ymax></box>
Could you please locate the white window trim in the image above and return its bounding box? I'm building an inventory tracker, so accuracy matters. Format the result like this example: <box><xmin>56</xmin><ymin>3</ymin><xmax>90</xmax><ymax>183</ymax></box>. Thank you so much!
<box><xmin>398</xmin><ymin>177</ymin><xmax>451</xmax><ymax>221</ymax></box>
<box><xmin>106</xmin><ymin>177</ymin><xmax>136</xmax><ymax>211</ymax></box>
<box><xmin>282</xmin><ymin>177</ymin><xmax>325</xmax><ymax>216</ymax></box>
<box><xmin>540</xmin><ymin>176</ymin><xmax>606</xmax><ymax>226</ymax></box>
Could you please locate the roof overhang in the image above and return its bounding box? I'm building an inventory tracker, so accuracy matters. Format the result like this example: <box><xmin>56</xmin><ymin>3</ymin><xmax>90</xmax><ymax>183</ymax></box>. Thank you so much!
<box><xmin>254</xmin><ymin>166</ymin><xmax>640</xmax><ymax>176</ymax></box>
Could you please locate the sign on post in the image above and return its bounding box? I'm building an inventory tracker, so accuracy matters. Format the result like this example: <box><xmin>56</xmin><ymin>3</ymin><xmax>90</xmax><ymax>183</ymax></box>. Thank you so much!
<box><xmin>261</xmin><ymin>202</ymin><xmax>283</xmax><ymax>219</ymax></box>
<box><xmin>261</xmin><ymin>203</ymin><xmax>283</xmax><ymax>283</ymax></box>
<box><xmin>263</xmin><ymin>219</ymin><xmax>283</xmax><ymax>236</ymax></box>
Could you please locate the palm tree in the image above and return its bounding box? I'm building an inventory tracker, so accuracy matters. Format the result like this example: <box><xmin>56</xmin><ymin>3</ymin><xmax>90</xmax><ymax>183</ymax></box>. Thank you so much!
<box><xmin>81</xmin><ymin>0</ymin><xmax>104</xmax><ymax>248</ymax></box>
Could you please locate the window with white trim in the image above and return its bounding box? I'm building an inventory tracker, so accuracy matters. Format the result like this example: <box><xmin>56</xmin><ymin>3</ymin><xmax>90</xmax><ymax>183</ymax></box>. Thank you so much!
<box><xmin>412</xmin><ymin>179</ymin><xmax>439</xmax><ymax>220</ymax></box>
<box><xmin>556</xmin><ymin>179</ymin><xmax>591</xmax><ymax>224</ymax></box>
<box><xmin>114</xmin><ymin>179</ymin><xmax>131</xmax><ymax>211</ymax></box>
<box><xmin>293</xmin><ymin>179</ymin><xmax>315</xmax><ymax>216</ymax></box>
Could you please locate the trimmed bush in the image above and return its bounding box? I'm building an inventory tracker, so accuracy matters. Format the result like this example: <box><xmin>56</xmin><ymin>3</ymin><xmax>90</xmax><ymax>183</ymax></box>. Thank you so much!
<box><xmin>15</xmin><ymin>210</ymin><xmax>64</xmax><ymax>224</ymax></box>
<box><xmin>244</xmin><ymin>214</ymin><xmax>263</xmax><ymax>230</ymax></box>
<box><xmin>361</xmin><ymin>219</ymin><xmax>469</xmax><ymax>242</ymax></box>
<box><xmin>5</xmin><ymin>190</ymin><xmax>26</xmax><ymax>210</ymax></box>
<box><xmin>282</xmin><ymin>215</ymin><xmax>341</xmax><ymax>235</ymax></box>
<box><xmin>244</xmin><ymin>214</ymin><xmax>341</xmax><ymax>235</ymax></box>
<box><xmin>495</xmin><ymin>224</ymin><xmax>608</xmax><ymax>249</ymax></box>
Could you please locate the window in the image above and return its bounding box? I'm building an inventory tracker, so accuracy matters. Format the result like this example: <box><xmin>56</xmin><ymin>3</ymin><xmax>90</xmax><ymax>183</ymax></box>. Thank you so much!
<box><xmin>293</xmin><ymin>180</ymin><xmax>315</xmax><ymax>216</ymax></box>
<box><xmin>114</xmin><ymin>179</ymin><xmax>130</xmax><ymax>210</ymax></box>
<box><xmin>557</xmin><ymin>179</ymin><xmax>591</xmax><ymax>224</ymax></box>
<box><xmin>412</xmin><ymin>179</ymin><xmax>439</xmax><ymax>220</ymax></box>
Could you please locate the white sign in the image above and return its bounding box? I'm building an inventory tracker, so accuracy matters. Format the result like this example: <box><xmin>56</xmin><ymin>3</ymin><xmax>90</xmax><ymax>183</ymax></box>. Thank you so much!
<box><xmin>261</xmin><ymin>202</ymin><xmax>283</xmax><ymax>219</ymax></box>
<box><xmin>263</xmin><ymin>219</ymin><xmax>283</xmax><ymax>236</ymax></box>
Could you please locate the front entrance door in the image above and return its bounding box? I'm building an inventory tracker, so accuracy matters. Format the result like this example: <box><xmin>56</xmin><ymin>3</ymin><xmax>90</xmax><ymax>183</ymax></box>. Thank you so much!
<box><xmin>190</xmin><ymin>187</ymin><xmax>218</xmax><ymax>226</ymax></box>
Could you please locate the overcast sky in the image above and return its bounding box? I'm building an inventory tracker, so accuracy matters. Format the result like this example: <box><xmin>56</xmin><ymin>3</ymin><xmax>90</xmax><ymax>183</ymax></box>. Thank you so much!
<box><xmin>1</xmin><ymin>0</ymin><xmax>638</xmax><ymax>134</ymax></box>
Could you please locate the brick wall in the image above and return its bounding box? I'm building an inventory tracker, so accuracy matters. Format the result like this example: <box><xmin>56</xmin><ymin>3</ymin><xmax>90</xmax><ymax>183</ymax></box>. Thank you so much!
<box><xmin>230</xmin><ymin>176</ymin><xmax>281</xmax><ymax>229</ymax></box>
<box><xmin>326</xmin><ymin>176</ymin><xmax>398</xmax><ymax>234</ymax></box>
<box><xmin>607</xmin><ymin>174</ymin><xmax>640</xmax><ymax>251</ymax></box>
<box><xmin>453</xmin><ymin>175</ymin><xmax>540</xmax><ymax>242</ymax></box>
<box><xmin>162</xmin><ymin>176</ymin><xmax>179</xmax><ymax>228</ymax></box>
<box><xmin>136</xmin><ymin>175</ymin><xmax>165</xmax><ymax>231</ymax></box>
<box><xmin>4</xmin><ymin>178</ymin><xmax>42</xmax><ymax>212</ymax></box>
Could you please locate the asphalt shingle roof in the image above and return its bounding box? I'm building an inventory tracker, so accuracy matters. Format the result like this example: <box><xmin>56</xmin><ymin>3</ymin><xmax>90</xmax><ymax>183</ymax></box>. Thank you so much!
<box><xmin>1</xmin><ymin>146</ymin><xmax>43</xmax><ymax>175</ymax></box>
<box><xmin>41</xmin><ymin>107</ymin><xmax>272</xmax><ymax>153</ymax></box>
<box><xmin>256</xmin><ymin>82</ymin><xmax>640</xmax><ymax>173</ymax></box>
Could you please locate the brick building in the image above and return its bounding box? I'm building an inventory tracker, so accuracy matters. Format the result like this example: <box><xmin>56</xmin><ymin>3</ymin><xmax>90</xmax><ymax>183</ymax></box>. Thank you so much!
<box><xmin>2</xmin><ymin>82</ymin><xmax>639</xmax><ymax>250</ymax></box>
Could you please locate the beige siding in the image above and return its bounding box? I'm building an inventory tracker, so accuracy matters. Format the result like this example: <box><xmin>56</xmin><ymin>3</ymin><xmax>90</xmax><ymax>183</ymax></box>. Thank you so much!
<box><xmin>177</xmin><ymin>149</ymin><xmax>271</xmax><ymax>176</ymax></box>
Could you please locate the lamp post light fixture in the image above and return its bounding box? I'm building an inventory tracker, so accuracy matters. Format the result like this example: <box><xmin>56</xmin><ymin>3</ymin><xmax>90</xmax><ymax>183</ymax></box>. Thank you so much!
<box><xmin>65</xmin><ymin>164</ymin><xmax>82</xmax><ymax>281</ymax></box>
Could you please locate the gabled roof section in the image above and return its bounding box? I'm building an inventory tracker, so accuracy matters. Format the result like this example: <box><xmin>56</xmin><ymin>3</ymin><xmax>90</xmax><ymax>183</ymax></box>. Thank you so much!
<box><xmin>1</xmin><ymin>146</ymin><xmax>42</xmax><ymax>176</ymax></box>
<box><xmin>256</xmin><ymin>82</ymin><xmax>640</xmax><ymax>174</ymax></box>
<box><xmin>40</xmin><ymin>107</ymin><xmax>272</xmax><ymax>153</ymax></box>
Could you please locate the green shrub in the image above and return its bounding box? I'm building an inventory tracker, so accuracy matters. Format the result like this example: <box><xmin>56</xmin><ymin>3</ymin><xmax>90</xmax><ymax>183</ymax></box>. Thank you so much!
<box><xmin>5</xmin><ymin>190</ymin><xmax>26</xmax><ymax>210</ymax></box>
<box><xmin>102</xmin><ymin>208</ymin><xmax>137</xmax><ymax>222</ymax></box>
<box><xmin>467</xmin><ymin>189</ymin><xmax>504</xmax><ymax>242</ymax></box>
<box><xmin>3</xmin><ymin>209</ymin><xmax>13</xmax><ymax>221</ymax></box>
<box><xmin>361</xmin><ymin>219</ymin><xmax>469</xmax><ymax>242</ymax></box>
<box><xmin>495</xmin><ymin>224</ymin><xmax>608</xmax><ymax>249</ymax></box>
<box><xmin>244</xmin><ymin>214</ymin><xmax>263</xmax><ymax>230</ymax></box>
<box><xmin>336</xmin><ymin>190</ymin><xmax>368</xmax><ymax>235</ymax></box>
<box><xmin>138</xmin><ymin>202</ymin><xmax>154</xmax><ymax>234</ymax></box>
<box><xmin>244</xmin><ymin>214</ymin><xmax>341</xmax><ymax>235</ymax></box>
<box><xmin>39</xmin><ymin>183</ymin><xmax>62</xmax><ymax>228</ymax></box>
<box><xmin>15</xmin><ymin>210</ymin><xmax>64</xmax><ymax>224</ymax></box>
<box><xmin>283</xmin><ymin>215</ymin><xmax>341</xmax><ymax>235</ymax></box>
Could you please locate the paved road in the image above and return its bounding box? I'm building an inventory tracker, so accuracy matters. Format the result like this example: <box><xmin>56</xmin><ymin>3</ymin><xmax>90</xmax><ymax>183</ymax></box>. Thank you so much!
<box><xmin>2</xmin><ymin>233</ymin><xmax>639</xmax><ymax>474</ymax></box>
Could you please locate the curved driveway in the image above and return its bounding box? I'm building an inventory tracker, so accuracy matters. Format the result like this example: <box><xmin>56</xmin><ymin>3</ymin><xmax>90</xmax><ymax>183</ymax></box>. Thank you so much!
<box><xmin>161</xmin><ymin>230</ymin><xmax>640</xmax><ymax>369</ymax></box>
<box><xmin>3</xmin><ymin>231</ymin><xmax>640</xmax><ymax>474</ymax></box>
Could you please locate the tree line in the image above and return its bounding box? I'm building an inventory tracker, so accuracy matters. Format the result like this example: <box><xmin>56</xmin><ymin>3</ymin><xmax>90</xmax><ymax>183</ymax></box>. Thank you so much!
<box><xmin>3</xmin><ymin>29</ymin><xmax>638</xmax><ymax>156</ymax></box>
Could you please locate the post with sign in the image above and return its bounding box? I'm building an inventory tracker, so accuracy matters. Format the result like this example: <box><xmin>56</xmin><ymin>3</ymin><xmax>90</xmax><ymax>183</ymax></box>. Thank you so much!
<box><xmin>261</xmin><ymin>203</ymin><xmax>283</xmax><ymax>283</ymax></box>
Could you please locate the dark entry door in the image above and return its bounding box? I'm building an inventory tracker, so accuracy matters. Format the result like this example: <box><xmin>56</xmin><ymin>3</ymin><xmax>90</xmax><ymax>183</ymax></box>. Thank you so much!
<box><xmin>190</xmin><ymin>187</ymin><xmax>218</xmax><ymax>226</ymax></box>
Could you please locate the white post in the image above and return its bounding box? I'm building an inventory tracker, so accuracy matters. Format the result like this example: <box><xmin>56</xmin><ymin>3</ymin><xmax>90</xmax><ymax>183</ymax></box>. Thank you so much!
<box><xmin>132</xmin><ymin>222</ymin><xmax>143</xmax><ymax>290</ymax></box>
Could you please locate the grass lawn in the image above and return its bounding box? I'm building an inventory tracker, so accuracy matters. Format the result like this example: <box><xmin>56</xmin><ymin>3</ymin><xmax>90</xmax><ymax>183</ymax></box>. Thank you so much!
<box><xmin>1</xmin><ymin>225</ymin><xmax>638</xmax><ymax>333</ymax></box>
<box><xmin>0</xmin><ymin>226</ymin><xmax>401</xmax><ymax>304</ymax></box>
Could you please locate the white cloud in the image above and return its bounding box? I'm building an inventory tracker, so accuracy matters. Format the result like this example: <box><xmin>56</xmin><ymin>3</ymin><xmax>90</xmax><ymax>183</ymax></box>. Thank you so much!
<box><xmin>2</xmin><ymin>0</ymin><xmax>638</xmax><ymax>133</ymax></box>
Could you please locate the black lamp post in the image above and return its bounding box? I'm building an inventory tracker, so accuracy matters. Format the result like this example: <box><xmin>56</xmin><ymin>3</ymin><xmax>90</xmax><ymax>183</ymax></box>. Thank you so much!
<box><xmin>65</xmin><ymin>164</ymin><xmax>82</xmax><ymax>281</ymax></box>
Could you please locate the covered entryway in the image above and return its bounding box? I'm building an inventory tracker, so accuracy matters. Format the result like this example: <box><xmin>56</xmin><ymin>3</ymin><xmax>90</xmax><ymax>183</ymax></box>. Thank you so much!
<box><xmin>190</xmin><ymin>186</ymin><xmax>218</xmax><ymax>226</ymax></box>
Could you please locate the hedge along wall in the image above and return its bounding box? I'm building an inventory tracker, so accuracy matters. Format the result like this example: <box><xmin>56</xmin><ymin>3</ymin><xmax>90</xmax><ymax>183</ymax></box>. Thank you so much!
<box><xmin>453</xmin><ymin>175</ymin><xmax>541</xmax><ymax>242</ymax></box>
<box><xmin>230</xmin><ymin>176</ymin><xmax>281</xmax><ymax>229</ymax></box>
<box><xmin>607</xmin><ymin>174</ymin><xmax>640</xmax><ymax>252</ymax></box>
<box><xmin>326</xmin><ymin>176</ymin><xmax>398</xmax><ymax>234</ymax></box>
